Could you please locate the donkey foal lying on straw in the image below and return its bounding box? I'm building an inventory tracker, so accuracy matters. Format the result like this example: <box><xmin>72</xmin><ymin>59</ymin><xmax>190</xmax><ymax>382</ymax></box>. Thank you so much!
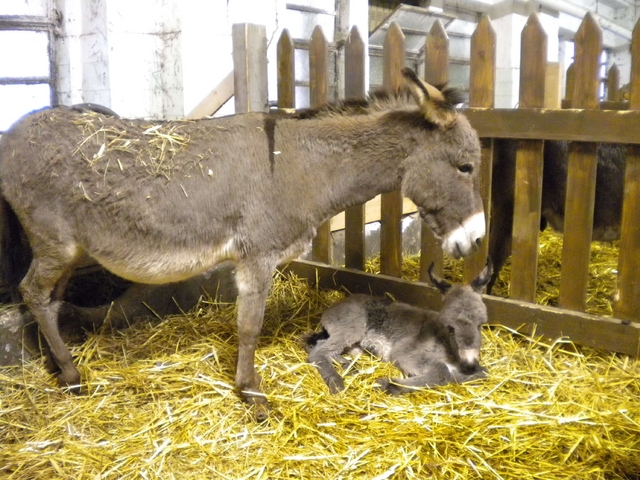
<box><xmin>306</xmin><ymin>260</ymin><xmax>492</xmax><ymax>394</ymax></box>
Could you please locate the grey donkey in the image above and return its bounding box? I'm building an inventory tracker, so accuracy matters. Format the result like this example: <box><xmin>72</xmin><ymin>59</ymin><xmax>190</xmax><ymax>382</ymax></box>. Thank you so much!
<box><xmin>306</xmin><ymin>260</ymin><xmax>492</xmax><ymax>394</ymax></box>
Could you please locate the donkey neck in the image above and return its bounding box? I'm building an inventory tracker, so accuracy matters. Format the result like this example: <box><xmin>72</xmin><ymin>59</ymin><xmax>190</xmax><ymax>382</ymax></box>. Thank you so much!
<box><xmin>280</xmin><ymin>112</ymin><xmax>419</xmax><ymax>219</ymax></box>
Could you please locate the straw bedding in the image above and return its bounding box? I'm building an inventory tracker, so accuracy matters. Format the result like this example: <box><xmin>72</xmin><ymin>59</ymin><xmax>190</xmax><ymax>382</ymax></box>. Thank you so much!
<box><xmin>1</xmin><ymin>230</ymin><xmax>639</xmax><ymax>479</ymax></box>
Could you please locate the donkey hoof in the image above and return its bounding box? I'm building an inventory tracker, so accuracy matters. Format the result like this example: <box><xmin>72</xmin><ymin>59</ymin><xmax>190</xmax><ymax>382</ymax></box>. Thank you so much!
<box><xmin>252</xmin><ymin>402</ymin><xmax>271</xmax><ymax>423</ymax></box>
<box><xmin>241</xmin><ymin>390</ymin><xmax>271</xmax><ymax>422</ymax></box>
<box><xmin>56</xmin><ymin>371</ymin><xmax>81</xmax><ymax>394</ymax></box>
<box><xmin>246</xmin><ymin>396</ymin><xmax>271</xmax><ymax>422</ymax></box>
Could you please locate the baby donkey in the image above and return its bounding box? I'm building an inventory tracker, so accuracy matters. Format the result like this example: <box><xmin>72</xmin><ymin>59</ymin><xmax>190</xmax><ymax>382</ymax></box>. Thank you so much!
<box><xmin>306</xmin><ymin>260</ymin><xmax>492</xmax><ymax>394</ymax></box>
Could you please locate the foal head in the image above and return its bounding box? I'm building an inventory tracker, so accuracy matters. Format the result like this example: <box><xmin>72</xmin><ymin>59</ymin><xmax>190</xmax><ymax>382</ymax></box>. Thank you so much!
<box><xmin>428</xmin><ymin>259</ymin><xmax>492</xmax><ymax>373</ymax></box>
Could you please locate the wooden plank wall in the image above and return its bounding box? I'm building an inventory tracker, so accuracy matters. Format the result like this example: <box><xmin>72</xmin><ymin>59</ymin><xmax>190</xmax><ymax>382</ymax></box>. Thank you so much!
<box><xmin>267</xmin><ymin>14</ymin><xmax>640</xmax><ymax>356</ymax></box>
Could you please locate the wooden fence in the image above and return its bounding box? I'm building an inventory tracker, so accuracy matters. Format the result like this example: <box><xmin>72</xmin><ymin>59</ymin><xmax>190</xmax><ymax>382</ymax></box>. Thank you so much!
<box><xmin>238</xmin><ymin>13</ymin><xmax>640</xmax><ymax>356</ymax></box>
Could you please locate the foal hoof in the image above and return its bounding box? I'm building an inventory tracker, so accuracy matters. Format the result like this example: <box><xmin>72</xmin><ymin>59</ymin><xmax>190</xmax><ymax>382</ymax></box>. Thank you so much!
<box><xmin>375</xmin><ymin>377</ymin><xmax>401</xmax><ymax>395</ymax></box>
<box><xmin>327</xmin><ymin>375</ymin><xmax>345</xmax><ymax>394</ymax></box>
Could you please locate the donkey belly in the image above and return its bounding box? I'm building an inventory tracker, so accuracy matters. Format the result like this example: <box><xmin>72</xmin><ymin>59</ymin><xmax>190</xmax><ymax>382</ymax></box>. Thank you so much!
<box><xmin>90</xmin><ymin>238</ymin><xmax>239</xmax><ymax>284</ymax></box>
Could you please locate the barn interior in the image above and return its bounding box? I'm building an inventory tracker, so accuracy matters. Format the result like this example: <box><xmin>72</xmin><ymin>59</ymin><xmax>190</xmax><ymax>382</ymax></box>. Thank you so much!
<box><xmin>1</xmin><ymin>0</ymin><xmax>640</xmax><ymax>478</ymax></box>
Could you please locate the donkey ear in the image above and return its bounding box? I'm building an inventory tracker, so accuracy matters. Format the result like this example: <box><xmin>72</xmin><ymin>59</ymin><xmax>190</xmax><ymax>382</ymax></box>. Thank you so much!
<box><xmin>401</xmin><ymin>67</ymin><xmax>459</xmax><ymax>129</ymax></box>
<box><xmin>470</xmin><ymin>257</ymin><xmax>493</xmax><ymax>293</ymax></box>
<box><xmin>428</xmin><ymin>262</ymin><xmax>452</xmax><ymax>294</ymax></box>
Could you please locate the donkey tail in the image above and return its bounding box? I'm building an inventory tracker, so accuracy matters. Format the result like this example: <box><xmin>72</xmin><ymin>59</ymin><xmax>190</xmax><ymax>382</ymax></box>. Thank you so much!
<box><xmin>0</xmin><ymin>195</ymin><xmax>31</xmax><ymax>302</ymax></box>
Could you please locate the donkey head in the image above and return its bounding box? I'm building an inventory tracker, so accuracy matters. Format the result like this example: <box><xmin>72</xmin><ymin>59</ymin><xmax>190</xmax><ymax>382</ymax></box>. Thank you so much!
<box><xmin>428</xmin><ymin>259</ymin><xmax>492</xmax><ymax>373</ymax></box>
<box><xmin>399</xmin><ymin>68</ymin><xmax>485</xmax><ymax>259</ymax></box>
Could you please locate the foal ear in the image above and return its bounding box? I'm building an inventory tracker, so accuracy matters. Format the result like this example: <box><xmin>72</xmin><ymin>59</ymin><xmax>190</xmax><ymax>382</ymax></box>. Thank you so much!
<box><xmin>401</xmin><ymin>67</ymin><xmax>459</xmax><ymax>129</ymax></box>
<box><xmin>428</xmin><ymin>262</ymin><xmax>452</xmax><ymax>294</ymax></box>
<box><xmin>470</xmin><ymin>257</ymin><xmax>493</xmax><ymax>293</ymax></box>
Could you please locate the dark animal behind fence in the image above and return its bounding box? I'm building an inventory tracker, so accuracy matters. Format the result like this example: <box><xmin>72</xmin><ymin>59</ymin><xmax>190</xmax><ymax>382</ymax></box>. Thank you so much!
<box><xmin>0</xmin><ymin>69</ymin><xmax>484</xmax><ymax>420</ymax></box>
<box><xmin>306</xmin><ymin>260</ymin><xmax>492</xmax><ymax>395</ymax></box>
<box><xmin>489</xmin><ymin>139</ymin><xmax>625</xmax><ymax>292</ymax></box>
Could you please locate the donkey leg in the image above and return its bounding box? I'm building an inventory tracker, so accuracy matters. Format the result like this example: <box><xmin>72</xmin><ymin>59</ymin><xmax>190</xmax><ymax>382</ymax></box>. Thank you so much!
<box><xmin>234</xmin><ymin>261</ymin><xmax>274</xmax><ymax>421</ymax></box>
<box><xmin>20</xmin><ymin>253</ymin><xmax>80</xmax><ymax>389</ymax></box>
<box><xmin>377</xmin><ymin>362</ymin><xmax>453</xmax><ymax>395</ymax></box>
<box><xmin>450</xmin><ymin>365</ymin><xmax>489</xmax><ymax>384</ymax></box>
<box><xmin>307</xmin><ymin>339</ymin><xmax>348</xmax><ymax>393</ymax></box>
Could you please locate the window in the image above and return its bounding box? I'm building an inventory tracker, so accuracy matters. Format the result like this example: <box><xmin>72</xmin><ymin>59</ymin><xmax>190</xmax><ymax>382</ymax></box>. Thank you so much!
<box><xmin>0</xmin><ymin>15</ymin><xmax>54</xmax><ymax>132</ymax></box>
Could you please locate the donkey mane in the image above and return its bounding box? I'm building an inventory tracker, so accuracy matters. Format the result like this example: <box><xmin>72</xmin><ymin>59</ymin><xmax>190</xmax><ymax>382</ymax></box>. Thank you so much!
<box><xmin>290</xmin><ymin>85</ymin><xmax>465</xmax><ymax>121</ymax></box>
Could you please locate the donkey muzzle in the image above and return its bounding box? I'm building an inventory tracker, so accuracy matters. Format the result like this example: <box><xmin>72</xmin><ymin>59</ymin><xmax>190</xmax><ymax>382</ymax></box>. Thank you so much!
<box><xmin>442</xmin><ymin>212</ymin><xmax>485</xmax><ymax>259</ymax></box>
<box><xmin>458</xmin><ymin>348</ymin><xmax>482</xmax><ymax>374</ymax></box>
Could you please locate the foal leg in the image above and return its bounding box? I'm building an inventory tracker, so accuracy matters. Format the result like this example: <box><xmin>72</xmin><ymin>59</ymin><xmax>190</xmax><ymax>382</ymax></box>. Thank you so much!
<box><xmin>20</xmin><ymin>250</ymin><xmax>81</xmax><ymax>389</ymax></box>
<box><xmin>376</xmin><ymin>362</ymin><xmax>454</xmax><ymax>395</ymax></box>
<box><xmin>234</xmin><ymin>260</ymin><xmax>274</xmax><ymax>421</ymax></box>
<box><xmin>307</xmin><ymin>337</ymin><xmax>350</xmax><ymax>393</ymax></box>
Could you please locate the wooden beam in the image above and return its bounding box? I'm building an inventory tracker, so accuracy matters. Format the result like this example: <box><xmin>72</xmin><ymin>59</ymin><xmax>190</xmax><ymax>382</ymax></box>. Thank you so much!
<box><xmin>283</xmin><ymin>260</ymin><xmax>640</xmax><ymax>357</ymax></box>
<box><xmin>185</xmin><ymin>71</ymin><xmax>234</xmax><ymax>119</ymax></box>
<box><xmin>463</xmin><ymin>108</ymin><xmax>640</xmax><ymax>144</ymax></box>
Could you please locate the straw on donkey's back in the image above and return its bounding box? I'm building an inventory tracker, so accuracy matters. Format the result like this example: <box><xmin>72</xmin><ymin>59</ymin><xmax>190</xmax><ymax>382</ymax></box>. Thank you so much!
<box><xmin>0</xmin><ymin>68</ymin><xmax>485</xmax><ymax>421</ymax></box>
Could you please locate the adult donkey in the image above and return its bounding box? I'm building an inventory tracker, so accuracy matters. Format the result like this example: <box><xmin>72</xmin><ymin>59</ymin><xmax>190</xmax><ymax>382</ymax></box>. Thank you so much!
<box><xmin>488</xmin><ymin>139</ymin><xmax>625</xmax><ymax>292</ymax></box>
<box><xmin>0</xmin><ymin>68</ymin><xmax>484</xmax><ymax>420</ymax></box>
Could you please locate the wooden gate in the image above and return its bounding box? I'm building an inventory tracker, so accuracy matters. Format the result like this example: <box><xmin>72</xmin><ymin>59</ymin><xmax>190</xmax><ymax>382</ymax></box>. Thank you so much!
<box><xmin>237</xmin><ymin>14</ymin><xmax>640</xmax><ymax>356</ymax></box>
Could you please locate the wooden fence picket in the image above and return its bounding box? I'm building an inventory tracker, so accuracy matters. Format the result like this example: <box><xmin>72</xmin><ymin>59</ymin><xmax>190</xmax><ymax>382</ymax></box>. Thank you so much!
<box><xmin>420</xmin><ymin>19</ymin><xmax>448</xmax><ymax>281</ymax></box>
<box><xmin>380</xmin><ymin>22</ymin><xmax>405</xmax><ymax>277</ymax></box>
<box><xmin>309</xmin><ymin>25</ymin><xmax>332</xmax><ymax>264</ymax></box>
<box><xmin>465</xmin><ymin>15</ymin><xmax>495</xmax><ymax>283</ymax></box>
<box><xmin>559</xmin><ymin>13</ymin><xmax>602</xmax><ymax>311</ymax></box>
<box><xmin>510</xmin><ymin>13</ymin><xmax>546</xmax><ymax>302</ymax></box>
<box><xmin>607</xmin><ymin>63</ymin><xmax>620</xmax><ymax>101</ymax></box>
<box><xmin>615</xmin><ymin>19</ymin><xmax>640</xmax><ymax>322</ymax></box>
<box><xmin>277</xmin><ymin>29</ymin><xmax>295</xmax><ymax>109</ymax></box>
<box><xmin>343</xmin><ymin>25</ymin><xmax>367</xmax><ymax>270</ymax></box>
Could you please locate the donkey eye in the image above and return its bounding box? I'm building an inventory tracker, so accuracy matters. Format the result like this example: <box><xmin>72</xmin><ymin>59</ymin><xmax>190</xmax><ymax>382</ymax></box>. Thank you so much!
<box><xmin>458</xmin><ymin>163</ymin><xmax>473</xmax><ymax>174</ymax></box>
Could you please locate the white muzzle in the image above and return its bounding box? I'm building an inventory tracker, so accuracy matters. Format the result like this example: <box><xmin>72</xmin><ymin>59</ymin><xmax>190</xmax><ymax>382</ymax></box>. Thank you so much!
<box><xmin>441</xmin><ymin>212</ymin><xmax>486</xmax><ymax>259</ymax></box>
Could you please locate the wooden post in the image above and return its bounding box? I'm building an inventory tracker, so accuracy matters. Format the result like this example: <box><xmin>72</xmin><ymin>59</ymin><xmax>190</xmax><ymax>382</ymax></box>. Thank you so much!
<box><xmin>465</xmin><ymin>15</ymin><xmax>496</xmax><ymax>283</ymax></box>
<box><xmin>232</xmin><ymin>23</ymin><xmax>268</xmax><ymax>113</ymax></box>
<box><xmin>344</xmin><ymin>26</ymin><xmax>367</xmax><ymax>270</ymax></box>
<box><xmin>607</xmin><ymin>63</ymin><xmax>620</xmax><ymax>102</ymax></box>
<box><xmin>309</xmin><ymin>26</ymin><xmax>332</xmax><ymax>264</ymax></box>
<box><xmin>615</xmin><ymin>19</ymin><xmax>640</xmax><ymax>322</ymax></box>
<box><xmin>380</xmin><ymin>22</ymin><xmax>405</xmax><ymax>277</ymax></box>
<box><xmin>558</xmin><ymin>13</ymin><xmax>602</xmax><ymax>311</ymax></box>
<box><xmin>509</xmin><ymin>13</ymin><xmax>546</xmax><ymax>303</ymax></box>
<box><xmin>564</xmin><ymin>62</ymin><xmax>575</xmax><ymax>103</ymax></box>
<box><xmin>277</xmin><ymin>29</ymin><xmax>295</xmax><ymax>109</ymax></box>
<box><xmin>420</xmin><ymin>20</ymin><xmax>448</xmax><ymax>281</ymax></box>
